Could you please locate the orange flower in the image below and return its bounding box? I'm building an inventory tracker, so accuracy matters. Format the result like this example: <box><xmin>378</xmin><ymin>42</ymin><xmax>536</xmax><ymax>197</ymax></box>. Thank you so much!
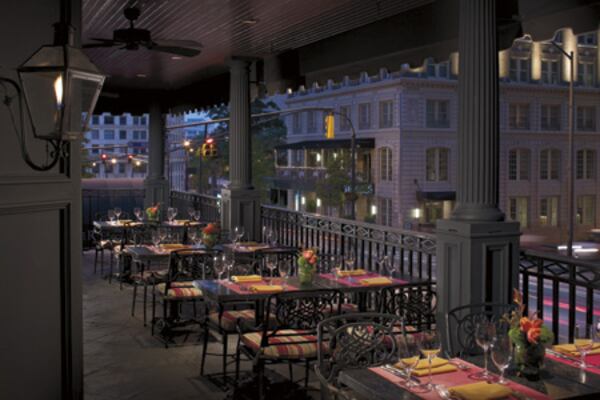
<box><xmin>203</xmin><ymin>223</ymin><xmax>218</xmax><ymax>235</ymax></box>
<box><xmin>527</xmin><ymin>327</ymin><xmax>541</xmax><ymax>344</ymax></box>
<box><xmin>532</xmin><ymin>318</ymin><xmax>544</xmax><ymax>329</ymax></box>
<box><xmin>520</xmin><ymin>317</ymin><xmax>533</xmax><ymax>332</ymax></box>
<box><xmin>302</xmin><ymin>250</ymin><xmax>314</xmax><ymax>259</ymax></box>
<box><xmin>309</xmin><ymin>256</ymin><xmax>318</xmax><ymax>265</ymax></box>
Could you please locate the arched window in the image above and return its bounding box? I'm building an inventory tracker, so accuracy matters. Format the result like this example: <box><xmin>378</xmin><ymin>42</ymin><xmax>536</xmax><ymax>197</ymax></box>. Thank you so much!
<box><xmin>540</xmin><ymin>149</ymin><xmax>560</xmax><ymax>180</ymax></box>
<box><xmin>508</xmin><ymin>148</ymin><xmax>530</xmax><ymax>180</ymax></box>
<box><xmin>426</xmin><ymin>148</ymin><xmax>449</xmax><ymax>181</ymax></box>
<box><xmin>378</xmin><ymin>147</ymin><xmax>393</xmax><ymax>181</ymax></box>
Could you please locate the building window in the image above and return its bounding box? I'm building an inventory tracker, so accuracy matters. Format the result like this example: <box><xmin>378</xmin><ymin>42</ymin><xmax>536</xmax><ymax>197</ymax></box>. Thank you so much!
<box><xmin>119</xmin><ymin>116</ymin><xmax>127</xmax><ymax>125</ymax></box>
<box><xmin>541</xmin><ymin>59</ymin><xmax>560</xmax><ymax>84</ymax></box>
<box><xmin>291</xmin><ymin>150</ymin><xmax>305</xmax><ymax>167</ymax></box>
<box><xmin>577</xmin><ymin>195</ymin><xmax>596</xmax><ymax>225</ymax></box>
<box><xmin>508</xmin><ymin>197</ymin><xmax>529</xmax><ymax>228</ymax></box>
<box><xmin>578</xmin><ymin>62</ymin><xmax>596</xmax><ymax>86</ymax></box>
<box><xmin>379</xmin><ymin>100</ymin><xmax>393</xmax><ymax>128</ymax></box>
<box><xmin>133</xmin><ymin>116</ymin><xmax>140</xmax><ymax>125</ymax></box>
<box><xmin>103</xmin><ymin>115</ymin><xmax>114</xmax><ymax>124</ymax></box>
<box><xmin>540</xmin><ymin>149</ymin><xmax>560</xmax><ymax>180</ymax></box>
<box><xmin>378</xmin><ymin>147</ymin><xmax>393</xmax><ymax>181</ymax></box>
<box><xmin>103</xmin><ymin>130</ymin><xmax>115</xmax><ymax>140</ymax></box>
<box><xmin>426</xmin><ymin>100</ymin><xmax>450</xmax><ymax>128</ymax></box>
<box><xmin>140</xmin><ymin>131</ymin><xmax>147</xmax><ymax>140</ymax></box>
<box><xmin>508</xmin><ymin>148</ymin><xmax>530</xmax><ymax>180</ymax></box>
<box><xmin>423</xmin><ymin>201</ymin><xmax>444</xmax><ymax>224</ymax></box>
<box><xmin>578</xmin><ymin>32</ymin><xmax>597</xmax><ymax>45</ymax></box>
<box><xmin>141</xmin><ymin>116</ymin><xmax>147</xmax><ymax>125</ymax></box>
<box><xmin>378</xmin><ymin>197</ymin><xmax>392</xmax><ymax>226</ymax></box>
<box><xmin>509</xmin><ymin>58</ymin><xmax>530</xmax><ymax>82</ymax></box>
<box><xmin>358</xmin><ymin>103</ymin><xmax>371</xmax><ymax>130</ymax></box>
<box><xmin>577</xmin><ymin>106</ymin><xmax>596</xmax><ymax>131</ymax></box>
<box><xmin>292</xmin><ymin>113</ymin><xmax>302</xmax><ymax>134</ymax></box>
<box><xmin>118</xmin><ymin>163</ymin><xmax>126</xmax><ymax>174</ymax></box>
<box><xmin>340</xmin><ymin>106</ymin><xmax>351</xmax><ymax>131</ymax></box>
<box><xmin>91</xmin><ymin>144</ymin><xmax>99</xmax><ymax>154</ymax></box>
<box><xmin>540</xmin><ymin>197</ymin><xmax>559</xmax><ymax>227</ymax></box>
<box><xmin>306</xmin><ymin>111</ymin><xmax>317</xmax><ymax>133</ymax></box>
<box><xmin>306</xmin><ymin>150</ymin><xmax>322</xmax><ymax>168</ymax></box>
<box><xmin>91</xmin><ymin>115</ymin><xmax>100</xmax><ymax>125</ymax></box>
<box><xmin>276</xmin><ymin>150</ymin><xmax>288</xmax><ymax>167</ymax></box>
<box><xmin>90</xmin><ymin>129</ymin><xmax>99</xmax><ymax>140</ymax></box>
<box><xmin>119</xmin><ymin>130</ymin><xmax>127</xmax><ymax>140</ymax></box>
<box><xmin>426</xmin><ymin>148</ymin><xmax>449</xmax><ymax>181</ymax></box>
<box><xmin>540</xmin><ymin>104</ymin><xmax>561</xmax><ymax>130</ymax></box>
<box><xmin>576</xmin><ymin>149</ymin><xmax>596</xmax><ymax>179</ymax></box>
<box><xmin>509</xmin><ymin>104</ymin><xmax>530</xmax><ymax>130</ymax></box>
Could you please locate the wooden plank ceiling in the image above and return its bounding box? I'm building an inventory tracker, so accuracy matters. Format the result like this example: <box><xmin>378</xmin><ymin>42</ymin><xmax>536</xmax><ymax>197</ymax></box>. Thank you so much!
<box><xmin>82</xmin><ymin>0</ymin><xmax>433</xmax><ymax>90</ymax></box>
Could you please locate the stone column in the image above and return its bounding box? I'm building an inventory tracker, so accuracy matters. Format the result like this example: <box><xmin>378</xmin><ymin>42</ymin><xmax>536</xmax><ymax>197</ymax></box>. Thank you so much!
<box><xmin>436</xmin><ymin>0</ymin><xmax>520</xmax><ymax>350</ymax></box>
<box><xmin>144</xmin><ymin>102</ymin><xmax>169</xmax><ymax>212</ymax></box>
<box><xmin>221</xmin><ymin>58</ymin><xmax>261</xmax><ymax>240</ymax></box>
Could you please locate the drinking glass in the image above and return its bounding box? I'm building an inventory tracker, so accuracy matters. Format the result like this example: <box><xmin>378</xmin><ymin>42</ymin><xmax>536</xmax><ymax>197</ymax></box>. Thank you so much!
<box><xmin>475</xmin><ymin>319</ymin><xmax>496</xmax><ymax>379</ymax></box>
<box><xmin>114</xmin><ymin>207</ymin><xmax>122</xmax><ymax>221</ymax></box>
<box><xmin>192</xmin><ymin>210</ymin><xmax>201</xmax><ymax>222</ymax></box>
<box><xmin>188</xmin><ymin>228</ymin><xmax>198</xmax><ymax>246</ymax></box>
<box><xmin>491</xmin><ymin>333</ymin><xmax>512</xmax><ymax>384</ymax></box>
<box><xmin>344</xmin><ymin>253</ymin><xmax>356</xmax><ymax>271</ymax></box>
<box><xmin>187</xmin><ymin>207</ymin><xmax>195</xmax><ymax>220</ymax></box>
<box><xmin>265</xmin><ymin>255</ymin><xmax>278</xmax><ymax>284</ymax></box>
<box><xmin>418</xmin><ymin>329</ymin><xmax>442</xmax><ymax>391</ymax></box>
<box><xmin>397</xmin><ymin>333</ymin><xmax>422</xmax><ymax>389</ymax></box>
<box><xmin>134</xmin><ymin>207</ymin><xmax>143</xmax><ymax>222</ymax></box>
<box><xmin>223</xmin><ymin>253</ymin><xmax>235</xmax><ymax>279</ymax></box>
<box><xmin>151</xmin><ymin>230</ymin><xmax>161</xmax><ymax>248</ymax></box>
<box><xmin>233</xmin><ymin>226</ymin><xmax>245</xmax><ymax>247</ymax></box>
<box><xmin>158</xmin><ymin>228</ymin><xmax>168</xmax><ymax>246</ymax></box>
<box><xmin>575</xmin><ymin>324</ymin><xmax>595</xmax><ymax>368</ymax></box>
<box><xmin>107</xmin><ymin>209</ymin><xmax>115</xmax><ymax>222</ymax></box>
<box><xmin>378</xmin><ymin>255</ymin><xmax>393</xmax><ymax>277</ymax></box>
<box><xmin>279</xmin><ymin>262</ymin><xmax>291</xmax><ymax>289</ymax></box>
<box><xmin>213</xmin><ymin>255</ymin><xmax>226</xmax><ymax>281</ymax></box>
<box><xmin>167</xmin><ymin>207</ymin><xmax>176</xmax><ymax>223</ymax></box>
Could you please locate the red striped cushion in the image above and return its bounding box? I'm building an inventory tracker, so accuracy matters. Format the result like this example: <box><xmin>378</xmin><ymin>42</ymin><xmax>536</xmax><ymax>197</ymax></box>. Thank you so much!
<box><xmin>165</xmin><ymin>287</ymin><xmax>203</xmax><ymax>299</ymax></box>
<box><xmin>241</xmin><ymin>329</ymin><xmax>318</xmax><ymax>359</ymax></box>
<box><xmin>209</xmin><ymin>309</ymin><xmax>256</xmax><ymax>331</ymax></box>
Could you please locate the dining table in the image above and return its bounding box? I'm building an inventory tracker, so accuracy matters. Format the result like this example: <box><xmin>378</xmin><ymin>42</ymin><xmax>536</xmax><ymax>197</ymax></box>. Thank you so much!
<box><xmin>338</xmin><ymin>353</ymin><xmax>600</xmax><ymax>400</ymax></box>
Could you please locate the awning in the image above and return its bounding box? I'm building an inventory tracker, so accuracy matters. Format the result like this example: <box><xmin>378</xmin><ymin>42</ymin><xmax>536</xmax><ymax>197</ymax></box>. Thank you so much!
<box><xmin>417</xmin><ymin>191</ymin><xmax>456</xmax><ymax>201</ymax></box>
<box><xmin>275</xmin><ymin>138</ymin><xmax>375</xmax><ymax>150</ymax></box>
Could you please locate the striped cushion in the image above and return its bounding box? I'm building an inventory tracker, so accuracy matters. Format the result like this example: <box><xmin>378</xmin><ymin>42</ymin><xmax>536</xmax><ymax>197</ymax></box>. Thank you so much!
<box><xmin>209</xmin><ymin>309</ymin><xmax>256</xmax><ymax>332</ymax></box>
<box><xmin>341</xmin><ymin>303</ymin><xmax>359</xmax><ymax>313</ymax></box>
<box><xmin>155</xmin><ymin>282</ymin><xmax>202</xmax><ymax>299</ymax></box>
<box><xmin>241</xmin><ymin>329</ymin><xmax>318</xmax><ymax>359</ymax></box>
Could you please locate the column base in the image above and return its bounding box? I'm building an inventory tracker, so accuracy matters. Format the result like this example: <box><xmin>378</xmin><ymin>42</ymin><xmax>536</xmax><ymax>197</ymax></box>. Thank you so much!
<box><xmin>435</xmin><ymin>218</ymin><xmax>520</xmax><ymax>349</ymax></box>
<box><xmin>221</xmin><ymin>187</ymin><xmax>261</xmax><ymax>241</ymax></box>
<box><xmin>144</xmin><ymin>177</ymin><xmax>169</xmax><ymax>214</ymax></box>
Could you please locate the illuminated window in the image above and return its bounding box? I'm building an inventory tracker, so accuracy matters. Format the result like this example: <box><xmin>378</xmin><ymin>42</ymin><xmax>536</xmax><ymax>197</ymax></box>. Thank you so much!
<box><xmin>539</xmin><ymin>197</ymin><xmax>559</xmax><ymax>227</ymax></box>
<box><xmin>508</xmin><ymin>197</ymin><xmax>529</xmax><ymax>228</ymax></box>
<box><xmin>577</xmin><ymin>195</ymin><xmax>596</xmax><ymax>225</ymax></box>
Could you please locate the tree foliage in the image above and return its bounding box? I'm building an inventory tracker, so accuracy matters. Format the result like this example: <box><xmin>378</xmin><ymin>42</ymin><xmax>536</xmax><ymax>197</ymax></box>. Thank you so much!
<box><xmin>316</xmin><ymin>152</ymin><xmax>351</xmax><ymax>213</ymax></box>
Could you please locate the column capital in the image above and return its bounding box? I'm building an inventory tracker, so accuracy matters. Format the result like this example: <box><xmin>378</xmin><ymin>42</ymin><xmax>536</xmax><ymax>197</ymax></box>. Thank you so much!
<box><xmin>227</xmin><ymin>56</ymin><xmax>257</xmax><ymax>70</ymax></box>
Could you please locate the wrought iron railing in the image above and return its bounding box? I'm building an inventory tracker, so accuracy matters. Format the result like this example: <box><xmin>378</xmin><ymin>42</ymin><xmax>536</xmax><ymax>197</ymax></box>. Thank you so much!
<box><xmin>260</xmin><ymin>205</ymin><xmax>437</xmax><ymax>280</ymax></box>
<box><xmin>170</xmin><ymin>190</ymin><xmax>221</xmax><ymax>223</ymax></box>
<box><xmin>519</xmin><ymin>249</ymin><xmax>600</xmax><ymax>344</ymax></box>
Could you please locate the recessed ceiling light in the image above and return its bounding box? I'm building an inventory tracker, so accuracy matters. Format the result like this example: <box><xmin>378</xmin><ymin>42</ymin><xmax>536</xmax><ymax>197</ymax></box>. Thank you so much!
<box><xmin>136</xmin><ymin>73</ymin><xmax>147</xmax><ymax>78</ymax></box>
<box><xmin>241</xmin><ymin>18</ymin><xmax>258</xmax><ymax>25</ymax></box>
<box><xmin>171</xmin><ymin>56</ymin><xmax>182</xmax><ymax>60</ymax></box>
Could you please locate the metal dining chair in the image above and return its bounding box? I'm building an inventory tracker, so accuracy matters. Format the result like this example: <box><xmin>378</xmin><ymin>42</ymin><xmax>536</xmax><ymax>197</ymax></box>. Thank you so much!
<box><xmin>315</xmin><ymin>313</ymin><xmax>406</xmax><ymax>400</ymax></box>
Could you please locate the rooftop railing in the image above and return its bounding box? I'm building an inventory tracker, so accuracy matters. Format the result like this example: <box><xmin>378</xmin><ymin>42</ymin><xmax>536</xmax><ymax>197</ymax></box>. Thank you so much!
<box><xmin>170</xmin><ymin>190</ymin><xmax>221</xmax><ymax>223</ymax></box>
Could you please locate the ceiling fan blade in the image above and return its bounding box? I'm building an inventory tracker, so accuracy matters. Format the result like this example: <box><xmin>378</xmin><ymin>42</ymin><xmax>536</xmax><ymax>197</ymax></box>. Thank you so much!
<box><xmin>146</xmin><ymin>43</ymin><xmax>201</xmax><ymax>57</ymax></box>
<box><xmin>83</xmin><ymin>38</ymin><xmax>118</xmax><ymax>48</ymax></box>
<box><xmin>152</xmin><ymin>39</ymin><xmax>203</xmax><ymax>49</ymax></box>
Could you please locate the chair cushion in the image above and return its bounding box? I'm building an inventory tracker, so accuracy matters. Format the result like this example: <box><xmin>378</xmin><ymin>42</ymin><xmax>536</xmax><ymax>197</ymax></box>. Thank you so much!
<box><xmin>155</xmin><ymin>282</ymin><xmax>202</xmax><ymax>299</ymax></box>
<box><xmin>131</xmin><ymin>269</ymin><xmax>168</xmax><ymax>283</ymax></box>
<box><xmin>209</xmin><ymin>309</ymin><xmax>257</xmax><ymax>332</ymax></box>
<box><xmin>99</xmin><ymin>239</ymin><xmax>119</xmax><ymax>249</ymax></box>
<box><xmin>341</xmin><ymin>303</ymin><xmax>359</xmax><ymax>313</ymax></box>
<box><xmin>241</xmin><ymin>329</ymin><xmax>318</xmax><ymax>359</ymax></box>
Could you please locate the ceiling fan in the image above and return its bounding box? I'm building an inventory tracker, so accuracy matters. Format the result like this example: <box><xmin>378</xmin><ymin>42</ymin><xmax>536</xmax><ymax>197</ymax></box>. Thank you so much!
<box><xmin>83</xmin><ymin>6</ymin><xmax>202</xmax><ymax>57</ymax></box>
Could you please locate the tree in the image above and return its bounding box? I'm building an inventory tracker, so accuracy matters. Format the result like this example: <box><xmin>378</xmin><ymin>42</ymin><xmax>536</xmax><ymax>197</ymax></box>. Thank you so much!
<box><xmin>316</xmin><ymin>152</ymin><xmax>351</xmax><ymax>215</ymax></box>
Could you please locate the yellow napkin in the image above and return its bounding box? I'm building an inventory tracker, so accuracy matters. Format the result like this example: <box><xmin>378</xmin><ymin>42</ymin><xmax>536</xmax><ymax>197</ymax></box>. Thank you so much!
<box><xmin>174</xmin><ymin>219</ymin><xmax>190</xmax><ymax>225</ymax></box>
<box><xmin>360</xmin><ymin>277</ymin><xmax>393</xmax><ymax>286</ymax></box>
<box><xmin>394</xmin><ymin>358</ymin><xmax>456</xmax><ymax>376</ymax></box>
<box><xmin>118</xmin><ymin>219</ymin><xmax>133</xmax><ymax>224</ymax></box>
<box><xmin>231</xmin><ymin>275</ymin><xmax>263</xmax><ymax>283</ymax></box>
<box><xmin>161</xmin><ymin>244</ymin><xmax>186</xmax><ymax>250</ymax></box>
<box><xmin>250</xmin><ymin>284</ymin><xmax>284</xmax><ymax>293</ymax></box>
<box><xmin>336</xmin><ymin>269</ymin><xmax>366</xmax><ymax>277</ymax></box>
<box><xmin>449</xmin><ymin>382</ymin><xmax>512</xmax><ymax>400</ymax></box>
<box><xmin>554</xmin><ymin>342</ymin><xmax>600</xmax><ymax>357</ymax></box>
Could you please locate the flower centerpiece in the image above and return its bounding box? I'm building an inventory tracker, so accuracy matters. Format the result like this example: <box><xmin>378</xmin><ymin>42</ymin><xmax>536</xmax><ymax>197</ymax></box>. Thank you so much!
<box><xmin>145</xmin><ymin>203</ymin><xmax>160</xmax><ymax>222</ymax></box>
<box><xmin>297</xmin><ymin>248</ymin><xmax>318</xmax><ymax>284</ymax></box>
<box><xmin>504</xmin><ymin>289</ymin><xmax>554</xmax><ymax>380</ymax></box>
<box><xmin>202</xmin><ymin>223</ymin><xmax>220</xmax><ymax>249</ymax></box>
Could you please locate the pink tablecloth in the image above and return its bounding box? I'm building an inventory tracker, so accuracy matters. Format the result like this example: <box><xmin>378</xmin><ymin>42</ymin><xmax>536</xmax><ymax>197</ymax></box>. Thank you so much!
<box><xmin>219</xmin><ymin>278</ymin><xmax>298</xmax><ymax>295</ymax></box>
<box><xmin>547</xmin><ymin>352</ymin><xmax>600</xmax><ymax>375</ymax></box>
<box><xmin>319</xmin><ymin>272</ymin><xmax>407</xmax><ymax>287</ymax></box>
<box><xmin>370</xmin><ymin>359</ymin><xmax>551</xmax><ymax>400</ymax></box>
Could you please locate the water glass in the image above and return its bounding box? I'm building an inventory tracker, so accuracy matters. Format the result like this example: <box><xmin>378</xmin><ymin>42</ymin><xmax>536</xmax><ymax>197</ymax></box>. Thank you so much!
<box><xmin>151</xmin><ymin>230</ymin><xmax>161</xmax><ymax>248</ymax></box>
<box><xmin>107</xmin><ymin>209</ymin><xmax>115</xmax><ymax>222</ymax></box>
<box><xmin>575</xmin><ymin>324</ymin><xmax>595</xmax><ymax>368</ymax></box>
<box><xmin>233</xmin><ymin>226</ymin><xmax>245</xmax><ymax>247</ymax></box>
<box><xmin>188</xmin><ymin>228</ymin><xmax>198</xmax><ymax>246</ymax></box>
<box><xmin>114</xmin><ymin>207</ymin><xmax>122</xmax><ymax>221</ymax></box>
<box><xmin>213</xmin><ymin>255</ymin><xmax>226</xmax><ymax>281</ymax></box>
<box><xmin>134</xmin><ymin>207</ymin><xmax>143</xmax><ymax>222</ymax></box>
<box><xmin>279</xmin><ymin>262</ymin><xmax>291</xmax><ymax>288</ymax></box>
<box><xmin>344</xmin><ymin>253</ymin><xmax>356</xmax><ymax>271</ymax></box>
<box><xmin>187</xmin><ymin>207</ymin><xmax>195</xmax><ymax>220</ymax></box>
<box><xmin>378</xmin><ymin>255</ymin><xmax>393</xmax><ymax>277</ymax></box>
<box><xmin>491</xmin><ymin>333</ymin><xmax>512</xmax><ymax>384</ymax></box>
<box><xmin>265</xmin><ymin>254</ymin><xmax>278</xmax><ymax>284</ymax></box>
<box><xmin>475</xmin><ymin>319</ymin><xmax>496</xmax><ymax>379</ymax></box>
<box><xmin>418</xmin><ymin>329</ymin><xmax>442</xmax><ymax>391</ymax></box>
<box><xmin>167</xmin><ymin>207</ymin><xmax>176</xmax><ymax>223</ymax></box>
<box><xmin>397</xmin><ymin>334</ymin><xmax>422</xmax><ymax>389</ymax></box>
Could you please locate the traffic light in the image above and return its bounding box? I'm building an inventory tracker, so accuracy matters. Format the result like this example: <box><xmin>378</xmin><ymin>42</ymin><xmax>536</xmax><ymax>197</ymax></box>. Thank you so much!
<box><xmin>100</xmin><ymin>153</ymin><xmax>108</xmax><ymax>163</ymax></box>
<box><xmin>325</xmin><ymin>113</ymin><xmax>335</xmax><ymax>139</ymax></box>
<box><xmin>201</xmin><ymin>137</ymin><xmax>217</xmax><ymax>158</ymax></box>
<box><xmin>127</xmin><ymin>154</ymin><xmax>133</xmax><ymax>163</ymax></box>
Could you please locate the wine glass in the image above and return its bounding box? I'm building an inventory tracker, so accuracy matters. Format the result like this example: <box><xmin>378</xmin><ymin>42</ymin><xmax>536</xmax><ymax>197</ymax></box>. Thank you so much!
<box><xmin>192</xmin><ymin>210</ymin><xmax>201</xmax><ymax>222</ymax></box>
<box><xmin>223</xmin><ymin>253</ymin><xmax>235</xmax><ymax>279</ymax></box>
<box><xmin>344</xmin><ymin>253</ymin><xmax>356</xmax><ymax>271</ymax></box>
<box><xmin>396</xmin><ymin>333</ymin><xmax>422</xmax><ymax>390</ymax></box>
<box><xmin>167</xmin><ymin>207</ymin><xmax>176</xmax><ymax>223</ymax></box>
<box><xmin>475</xmin><ymin>319</ymin><xmax>496</xmax><ymax>379</ymax></box>
<box><xmin>491</xmin><ymin>333</ymin><xmax>512</xmax><ymax>384</ymax></box>
<box><xmin>279</xmin><ymin>262</ymin><xmax>291</xmax><ymax>289</ymax></box>
<box><xmin>114</xmin><ymin>207</ymin><xmax>122</xmax><ymax>222</ymax></box>
<box><xmin>233</xmin><ymin>226</ymin><xmax>245</xmax><ymax>247</ymax></box>
<box><xmin>158</xmin><ymin>228</ymin><xmax>168</xmax><ymax>247</ymax></box>
<box><xmin>213</xmin><ymin>255</ymin><xmax>226</xmax><ymax>281</ymax></box>
<box><xmin>575</xmin><ymin>324</ymin><xmax>595</xmax><ymax>368</ymax></box>
<box><xmin>265</xmin><ymin>255</ymin><xmax>278</xmax><ymax>284</ymax></box>
<box><xmin>418</xmin><ymin>329</ymin><xmax>442</xmax><ymax>391</ymax></box>
<box><xmin>151</xmin><ymin>230</ymin><xmax>161</xmax><ymax>249</ymax></box>
<box><xmin>107</xmin><ymin>209</ymin><xmax>115</xmax><ymax>223</ymax></box>
<box><xmin>378</xmin><ymin>255</ymin><xmax>393</xmax><ymax>278</ymax></box>
<box><xmin>134</xmin><ymin>207</ymin><xmax>143</xmax><ymax>222</ymax></box>
<box><xmin>188</xmin><ymin>228</ymin><xmax>198</xmax><ymax>247</ymax></box>
<box><xmin>187</xmin><ymin>207</ymin><xmax>195</xmax><ymax>220</ymax></box>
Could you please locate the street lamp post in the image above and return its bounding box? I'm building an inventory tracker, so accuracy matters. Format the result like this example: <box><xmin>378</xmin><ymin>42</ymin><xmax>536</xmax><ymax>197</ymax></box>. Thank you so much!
<box><xmin>551</xmin><ymin>41</ymin><xmax>575</xmax><ymax>257</ymax></box>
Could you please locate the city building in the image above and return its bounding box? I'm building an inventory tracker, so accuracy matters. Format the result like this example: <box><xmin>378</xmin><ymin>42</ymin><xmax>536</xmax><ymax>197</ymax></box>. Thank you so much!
<box><xmin>83</xmin><ymin>112</ymin><xmax>150</xmax><ymax>178</ymax></box>
<box><xmin>273</xmin><ymin>28</ymin><xmax>600</xmax><ymax>242</ymax></box>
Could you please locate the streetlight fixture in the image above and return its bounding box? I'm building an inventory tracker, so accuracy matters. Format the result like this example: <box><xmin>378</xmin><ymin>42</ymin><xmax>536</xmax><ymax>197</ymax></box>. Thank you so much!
<box><xmin>551</xmin><ymin>40</ymin><xmax>575</xmax><ymax>257</ymax></box>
